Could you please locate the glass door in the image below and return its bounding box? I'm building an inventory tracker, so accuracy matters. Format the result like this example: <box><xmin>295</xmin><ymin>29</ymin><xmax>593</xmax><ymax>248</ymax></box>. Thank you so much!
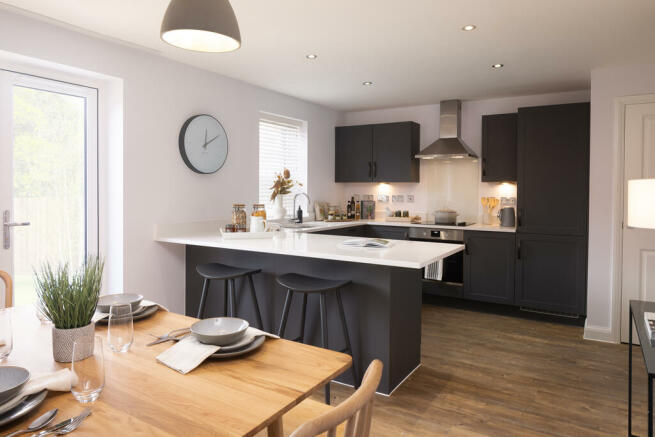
<box><xmin>0</xmin><ymin>71</ymin><xmax>98</xmax><ymax>306</ymax></box>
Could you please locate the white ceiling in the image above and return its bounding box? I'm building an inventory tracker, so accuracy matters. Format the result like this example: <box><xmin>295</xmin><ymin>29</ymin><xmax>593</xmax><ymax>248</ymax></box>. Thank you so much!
<box><xmin>2</xmin><ymin>0</ymin><xmax>655</xmax><ymax>111</ymax></box>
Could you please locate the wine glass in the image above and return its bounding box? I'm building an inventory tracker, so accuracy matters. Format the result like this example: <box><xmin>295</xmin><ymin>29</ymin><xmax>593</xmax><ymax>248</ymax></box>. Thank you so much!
<box><xmin>0</xmin><ymin>308</ymin><xmax>12</xmax><ymax>360</ymax></box>
<box><xmin>71</xmin><ymin>336</ymin><xmax>104</xmax><ymax>403</ymax></box>
<box><xmin>108</xmin><ymin>304</ymin><xmax>134</xmax><ymax>353</ymax></box>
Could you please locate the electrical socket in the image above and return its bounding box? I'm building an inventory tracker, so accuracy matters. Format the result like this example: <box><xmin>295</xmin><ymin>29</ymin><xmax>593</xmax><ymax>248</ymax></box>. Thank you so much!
<box><xmin>377</xmin><ymin>194</ymin><xmax>389</xmax><ymax>203</ymax></box>
<box><xmin>392</xmin><ymin>195</ymin><xmax>404</xmax><ymax>203</ymax></box>
<box><xmin>407</xmin><ymin>194</ymin><xmax>415</xmax><ymax>203</ymax></box>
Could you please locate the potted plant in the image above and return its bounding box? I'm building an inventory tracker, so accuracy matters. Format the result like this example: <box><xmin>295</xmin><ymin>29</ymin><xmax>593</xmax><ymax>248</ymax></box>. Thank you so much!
<box><xmin>35</xmin><ymin>256</ymin><xmax>104</xmax><ymax>363</ymax></box>
<box><xmin>269</xmin><ymin>168</ymin><xmax>302</xmax><ymax>220</ymax></box>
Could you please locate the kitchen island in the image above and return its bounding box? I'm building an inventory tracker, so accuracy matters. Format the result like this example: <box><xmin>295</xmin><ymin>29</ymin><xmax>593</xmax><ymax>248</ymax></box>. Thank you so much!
<box><xmin>155</xmin><ymin>220</ymin><xmax>464</xmax><ymax>394</ymax></box>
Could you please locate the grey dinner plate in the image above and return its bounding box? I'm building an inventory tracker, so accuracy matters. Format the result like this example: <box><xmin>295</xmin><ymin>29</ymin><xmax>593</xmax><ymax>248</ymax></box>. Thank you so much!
<box><xmin>97</xmin><ymin>293</ymin><xmax>143</xmax><ymax>313</ymax></box>
<box><xmin>219</xmin><ymin>334</ymin><xmax>257</xmax><ymax>352</ymax></box>
<box><xmin>0</xmin><ymin>367</ymin><xmax>30</xmax><ymax>405</ymax></box>
<box><xmin>210</xmin><ymin>335</ymin><xmax>265</xmax><ymax>359</ymax></box>
<box><xmin>0</xmin><ymin>390</ymin><xmax>47</xmax><ymax>427</ymax></box>
<box><xmin>96</xmin><ymin>305</ymin><xmax>158</xmax><ymax>325</ymax></box>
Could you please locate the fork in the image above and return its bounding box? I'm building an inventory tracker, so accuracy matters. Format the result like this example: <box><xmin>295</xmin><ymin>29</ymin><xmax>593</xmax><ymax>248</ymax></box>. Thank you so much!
<box><xmin>146</xmin><ymin>327</ymin><xmax>190</xmax><ymax>346</ymax></box>
<box><xmin>32</xmin><ymin>409</ymin><xmax>91</xmax><ymax>437</ymax></box>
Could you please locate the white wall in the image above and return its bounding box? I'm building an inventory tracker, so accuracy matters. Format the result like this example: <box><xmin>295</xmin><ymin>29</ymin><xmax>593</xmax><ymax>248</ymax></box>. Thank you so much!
<box><xmin>340</xmin><ymin>90</ymin><xmax>590</xmax><ymax>222</ymax></box>
<box><xmin>585</xmin><ymin>62</ymin><xmax>655</xmax><ymax>342</ymax></box>
<box><xmin>0</xmin><ymin>9</ymin><xmax>343</xmax><ymax>313</ymax></box>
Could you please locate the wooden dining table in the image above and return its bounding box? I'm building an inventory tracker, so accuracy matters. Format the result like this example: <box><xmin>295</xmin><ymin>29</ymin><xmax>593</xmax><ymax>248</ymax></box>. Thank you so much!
<box><xmin>0</xmin><ymin>306</ymin><xmax>351</xmax><ymax>436</ymax></box>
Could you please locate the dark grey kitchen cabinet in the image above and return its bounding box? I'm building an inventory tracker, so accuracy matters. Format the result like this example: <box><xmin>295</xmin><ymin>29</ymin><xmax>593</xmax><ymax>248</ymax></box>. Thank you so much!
<box><xmin>335</xmin><ymin>125</ymin><xmax>374</xmax><ymax>182</ymax></box>
<box><xmin>515</xmin><ymin>233</ymin><xmax>587</xmax><ymax>315</ymax></box>
<box><xmin>463</xmin><ymin>231</ymin><xmax>516</xmax><ymax>305</ymax></box>
<box><xmin>368</xmin><ymin>225</ymin><xmax>409</xmax><ymax>240</ymax></box>
<box><xmin>481</xmin><ymin>113</ymin><xmax>517</xmax><ymax>182</ymax></box>
<box><xmin>335</xmin><ymin>122</ymin><xmax>420</xmax><ymax>183</ymax></box>
<box><xmin>516</xmin><ymin>103</ymin><xmax>590</xmax><ymax>236</ymax></box>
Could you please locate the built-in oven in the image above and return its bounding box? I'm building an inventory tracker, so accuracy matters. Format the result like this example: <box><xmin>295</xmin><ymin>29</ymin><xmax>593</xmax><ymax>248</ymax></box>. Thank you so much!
<box><xmin>408</xmin><ymin>227</ymin><xmax>464</xmax><ymax>298</ymax></box>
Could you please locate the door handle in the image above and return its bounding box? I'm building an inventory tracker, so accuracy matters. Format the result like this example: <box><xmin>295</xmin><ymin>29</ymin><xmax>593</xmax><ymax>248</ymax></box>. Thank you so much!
<box><xmin>482</xmin><ymin>158</ymin><xmax>486</xmax><ymax>177</ymax></box>
<box><xmin>373</xmin><ymin>161</ymin><xmax>377</xmax><ymax>178</ymax></box>
<box><xmin>517</xmin><ymin>241</ymin><xmax>521</xmax><ymax>260</ymax></box>
<box><xmin>368</xmin><ymin>161</ymin><xmax>372</xmax><ymax>178</ymax></box>
<box><xmin>3</xmin><ymin>210</ymin><xmax>30</xmax><ymax>250</ymax></box>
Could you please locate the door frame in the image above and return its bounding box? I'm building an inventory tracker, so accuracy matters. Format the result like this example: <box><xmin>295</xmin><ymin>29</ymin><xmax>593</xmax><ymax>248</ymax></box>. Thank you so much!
<box><xmin>613</xmin><ymin>94</ymin><xmax>655</xmax><ymax>343</ymax></box>
<box><xmin>0</xmin><ymin>70</ymin><xmax>99</xmax><ymax>305</ymax></box>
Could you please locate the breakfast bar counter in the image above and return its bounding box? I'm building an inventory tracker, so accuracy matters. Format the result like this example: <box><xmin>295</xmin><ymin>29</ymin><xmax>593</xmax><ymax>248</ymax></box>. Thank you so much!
<box><xmin>155</xmin><ymin>220</ymin><xmax>464</xmax><ymax>394</ymax></box>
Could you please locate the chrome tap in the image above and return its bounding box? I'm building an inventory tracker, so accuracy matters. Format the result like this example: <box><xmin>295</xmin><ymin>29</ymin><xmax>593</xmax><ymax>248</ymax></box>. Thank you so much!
<box><xmin>293</xmin><ymin>193</ymin><xmax>310</xmax><ymax>223</ymax></box>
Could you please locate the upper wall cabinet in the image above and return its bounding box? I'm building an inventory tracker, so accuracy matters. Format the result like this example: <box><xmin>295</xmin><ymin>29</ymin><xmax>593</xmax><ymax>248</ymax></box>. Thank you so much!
<box><xmin>481</xmin><ymin>113</ymin><xmax>517</xmax><ymax>182</ymax></box>
<box><xmin>516</xmin><ymin>103</ymin><xmax>590</xmax><ymax>236</ymax></box>
<box><xmin>335</xmin><ymin>122</ymin><xmax>420</xmax><ymax>183</ymax></box>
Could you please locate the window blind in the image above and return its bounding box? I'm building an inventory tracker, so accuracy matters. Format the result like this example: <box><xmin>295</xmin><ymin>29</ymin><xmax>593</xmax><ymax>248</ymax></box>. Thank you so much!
<box><xmin>258</xmin><ymin>115</ymin><xmax>308</xmax><ymax>215</ymax></box>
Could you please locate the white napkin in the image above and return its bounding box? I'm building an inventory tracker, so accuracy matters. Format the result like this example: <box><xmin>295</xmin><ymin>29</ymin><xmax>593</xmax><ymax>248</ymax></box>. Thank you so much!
<box><xmin>92</xmin><ymin>299</ymin><xmax>169</xmax><ymax>323</ymax></box>
<box><xmin>156</xmin><ymin>327</ymin><xmax>279</xmax><ymax>374</ymax></box>
<box><xmin>0</xmin><ymin>368</ymin><xmax>74</xmax><ymax>414</ymax></box>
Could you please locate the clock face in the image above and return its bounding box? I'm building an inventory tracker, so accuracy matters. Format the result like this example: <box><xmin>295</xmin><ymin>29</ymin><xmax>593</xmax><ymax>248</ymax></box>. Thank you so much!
<box><xmin>179</xmin><ymin>114</ymin><xmax>228</xmax><ymax>174</ymax></box>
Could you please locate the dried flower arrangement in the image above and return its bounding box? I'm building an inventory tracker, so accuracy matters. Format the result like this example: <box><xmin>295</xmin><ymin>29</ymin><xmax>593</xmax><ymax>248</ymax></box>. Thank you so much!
<box><xmin>270</xmin><ymin>168</ymin><xmax>302</xmax><ymax>201</ymax></box>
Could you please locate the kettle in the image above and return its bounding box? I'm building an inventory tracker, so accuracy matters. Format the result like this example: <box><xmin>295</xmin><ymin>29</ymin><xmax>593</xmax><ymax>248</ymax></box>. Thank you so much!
<box><xmin>497</xmin><ymin>207</ymin><xmax>516</xmax><ymax>227</ymax></box>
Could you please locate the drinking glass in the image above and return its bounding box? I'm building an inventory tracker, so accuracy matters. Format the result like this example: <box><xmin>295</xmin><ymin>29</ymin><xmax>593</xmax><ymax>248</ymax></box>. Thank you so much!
<box><xmin>71</xmin><ymin>336</ymin><xmax>104</xmax><ymax>403</ymax></box>
<box><xmin>108</xmin><ymin>304</ymin><xmax>134</xmax><ymax>353</ymax></box>
<box><xmin>0</xmin><ymin>309</ymin><xmax>12</xmax><ymax>360</ymax></box>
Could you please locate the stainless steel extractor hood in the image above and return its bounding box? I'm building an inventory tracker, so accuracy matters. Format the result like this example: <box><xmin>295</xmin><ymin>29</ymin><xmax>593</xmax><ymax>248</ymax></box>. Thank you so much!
<box><xmin>415</xmin><ymin>99</ymin><xmax>478</xmax><ymax>160</ymax></box>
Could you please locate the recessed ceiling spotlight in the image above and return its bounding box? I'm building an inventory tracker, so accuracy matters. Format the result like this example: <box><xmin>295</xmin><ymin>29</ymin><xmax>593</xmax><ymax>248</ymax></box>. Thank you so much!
<box><xmin>492</xmin><ymin>63</ymin><xmax>504</xmax><ymax>69</ymax></box>
<box><xmin>306</xmin><ymin>54</ymin><xmax>318</xmax><ymax>60</ymax></box>
<box><xmin>462</xmin><ymin>24</ymin><xmax>476</xmax><ymax>31</ymax></box>
<box><xmin>363</xmin><ymin>81</ymin><xmax>374</xmax><ymax>86</ymax></box>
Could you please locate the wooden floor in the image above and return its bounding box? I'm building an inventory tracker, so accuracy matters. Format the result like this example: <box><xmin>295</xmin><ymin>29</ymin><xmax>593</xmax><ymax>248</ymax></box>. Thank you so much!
<box><xmin>311</xmin><ymin>302</ymin><xmax>647</xmax><ymax>436</ymax></box>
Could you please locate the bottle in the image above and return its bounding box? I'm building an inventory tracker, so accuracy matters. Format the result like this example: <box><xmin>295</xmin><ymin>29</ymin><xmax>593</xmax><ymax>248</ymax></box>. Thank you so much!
<box><xmin>350</xmin><ymin>197</ymin><xmax>356</xmax><ymax>220</ymax></box>
<box><xmin>355</xmin><ymin>201</ymin><xmax>361</xmax><ymax>220</ymax></box>
<box><xmin>346</xmin><ymin>200</ymin><xmax>352</xmax><ymax>220</ymax></box>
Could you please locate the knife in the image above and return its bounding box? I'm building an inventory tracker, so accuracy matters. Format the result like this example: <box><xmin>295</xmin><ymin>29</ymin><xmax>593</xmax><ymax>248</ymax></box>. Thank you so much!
<box><xmin>30</xmin><ymin>408</ymin><xmax>91</xmax><ymax>437</ymax></box>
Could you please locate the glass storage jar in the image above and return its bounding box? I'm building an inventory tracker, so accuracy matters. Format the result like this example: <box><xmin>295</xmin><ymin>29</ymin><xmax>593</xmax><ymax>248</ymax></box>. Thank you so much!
<box><xmin>252</xmin><ymin>204</ymin><xmax>266</xmax><ymax>219</ymax></box>
<box><xmin>232</xmin><ymin>204</ymin><xmax>247</xmax><ymax>226</ymax></box>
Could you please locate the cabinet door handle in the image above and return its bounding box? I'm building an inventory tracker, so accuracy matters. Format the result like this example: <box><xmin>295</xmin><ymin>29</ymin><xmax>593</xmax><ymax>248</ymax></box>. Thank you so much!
<box><xmin>464</xmin><ymin>241</ymin><xmax>469</xmax><ymax>255</ymax></box>
<box><xmin>368</xmin><ymin>161</ymin><xmax>372</xmax><ymax>178</ymax></box>
<box><xmin>517</xmin><ymin>208</ymin><xmax>523</xmax><ymax>227</ymax></box>
<box><xmin>482</xmin><ymin>158</ymin><xmax>486</xmax><ymax>177</ymax></box>
<box><xmin>373</xmin><ymin>161</ymin><xmax>377</xmax><ymax>178</ymax></box>
<box><xmin>517</xmin><ymin>241</ymin><xmax>521</xmax><ymax>260</ymax></box>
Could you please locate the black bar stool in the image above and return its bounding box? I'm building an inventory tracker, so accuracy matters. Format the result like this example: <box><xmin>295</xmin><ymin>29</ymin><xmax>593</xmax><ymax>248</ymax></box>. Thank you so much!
<box><xmin>196</xmin><ymin>263</ymin><xmax>264</xmax><ymax>330</ymax></box>
<box><xmin>275</xmin><ymin>273</ymin><xmax>359</xmax><ymax>405</ymax></box>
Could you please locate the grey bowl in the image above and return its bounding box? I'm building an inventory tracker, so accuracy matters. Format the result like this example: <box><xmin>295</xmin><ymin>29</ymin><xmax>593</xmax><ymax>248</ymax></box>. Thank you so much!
<box><xmin>97</xmin><ymin>293</ymin><xmax>143</xmax><ymax>313</ymax></box>
<box><xmin>0</xmin><ymin>366</ymin><xmax>30</xmax><ymax>405</ymax></box>
<box><xmin>191</xmin><ymin>317</ymin><xmax>249</xmax><ymax>346</ymax></box>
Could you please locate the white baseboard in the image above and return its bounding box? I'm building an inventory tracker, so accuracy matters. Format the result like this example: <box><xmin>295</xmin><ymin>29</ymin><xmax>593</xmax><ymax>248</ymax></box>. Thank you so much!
<box><xmin>583</xmin><ymin>324</ymin><xmax>617</xmax><ymax>343</ymax></box>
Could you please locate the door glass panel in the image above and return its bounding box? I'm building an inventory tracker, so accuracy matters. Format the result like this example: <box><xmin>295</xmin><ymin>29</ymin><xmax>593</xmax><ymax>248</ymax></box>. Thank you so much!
<box><xmin>12</xmin><ymin>85</ymin><xmax>86</xmax><ymax>305</ymax></box>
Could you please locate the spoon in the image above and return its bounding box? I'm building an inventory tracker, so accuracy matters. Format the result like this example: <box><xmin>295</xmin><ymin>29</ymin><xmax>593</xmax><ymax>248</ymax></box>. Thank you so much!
<box><xmin>5</xmin><ymin>408</ymin><xmax>58</xmax><ymax>437</ymax></box>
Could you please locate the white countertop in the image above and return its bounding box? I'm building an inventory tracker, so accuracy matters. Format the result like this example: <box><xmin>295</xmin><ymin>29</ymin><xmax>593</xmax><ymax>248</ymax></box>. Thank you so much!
<box><xmin>154</xmin><ymin>220</ymin><xmax>464</xmax><ymax>269</ymax></box>
<box><xmin>298</xmin><ymin>219</ymin><xmax>516</xmax><ymax>233</ymax></box>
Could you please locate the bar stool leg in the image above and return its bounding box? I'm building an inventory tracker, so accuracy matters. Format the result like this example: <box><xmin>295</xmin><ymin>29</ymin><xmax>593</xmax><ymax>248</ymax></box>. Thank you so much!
<box><xmin>336</xmin><ymin>288</ymin><xmax>359</xmax><ymax>387</ymax></box>
<box><xmin>319</xmin><ymin>291</ymin><xmax>330</xmax><ymax>405</ymax></box>
<box><xmin>229</xmin><ymin>279</ymin><xmax>237</xmax><ymax>317</ymax></box>
<box><xmin>247</xmin><ymin>274</ymin><xmax>264</xmax><ymax>330</ymax></box>
<box><xmin>223</xmin><ymin>280</ymin><xmax>228</xmax><ymax>317</ymax></box>
<box><xmin>298</xmin><ymin>293</ymin><xmax>308</xmax><ymax>343</ymax></box>
<box><xmin>278</xmin><ymin>289</ymin><xmax>294</xmax><ymax>337</ymax></box>
<box><xmin>197</xmin><ymin>278</ymin><xmax>210</xmax><ymax>319</ymax></box>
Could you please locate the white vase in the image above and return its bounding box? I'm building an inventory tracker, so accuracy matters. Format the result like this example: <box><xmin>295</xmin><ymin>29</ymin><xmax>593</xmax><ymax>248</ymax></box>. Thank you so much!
<box><xmin>269</xmin><ymin>195</ymin><xmax>287</xmax><ymax>220</ymax></box>
<box><xmin>52</xmin><ymin>323</ymin><xmax>95</xmax><ymax>363</ymax></box>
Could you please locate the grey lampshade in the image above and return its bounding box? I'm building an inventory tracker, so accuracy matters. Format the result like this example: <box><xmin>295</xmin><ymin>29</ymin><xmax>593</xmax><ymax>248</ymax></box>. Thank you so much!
<box><xmin>161</xmin><ymin>0</ymin><xmax>241</xmax><ymax>52</ymax></box>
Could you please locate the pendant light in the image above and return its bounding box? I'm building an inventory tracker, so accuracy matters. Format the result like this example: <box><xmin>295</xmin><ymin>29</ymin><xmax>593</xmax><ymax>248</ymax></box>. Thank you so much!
<box><xmin>161</xmin><ymin>0</ymin><xmax>241</xmax><ymax>53</ymax></box>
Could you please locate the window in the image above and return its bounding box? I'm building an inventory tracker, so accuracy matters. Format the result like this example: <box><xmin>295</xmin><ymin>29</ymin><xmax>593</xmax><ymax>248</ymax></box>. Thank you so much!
<box><xmin>258</xmin><ymin>113</ymin><xmax>308</xmax><ymax>214</ymax></box>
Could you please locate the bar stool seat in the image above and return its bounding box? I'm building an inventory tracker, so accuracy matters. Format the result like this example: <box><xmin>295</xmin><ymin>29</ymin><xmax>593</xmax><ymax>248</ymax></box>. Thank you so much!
<box><xmin>276</xmin><ymin>273</ymin><xmax>350</xmax><ymax>294</ymax></box>
<box><xmin>275</xmin><ymin>273</ymin><xmax>358</xmax><ymax>405</ymax></box>
<box><xmin>196</xmin><ymin>263</ymin><xmax>263</xmax><ymax>330</ymax></box>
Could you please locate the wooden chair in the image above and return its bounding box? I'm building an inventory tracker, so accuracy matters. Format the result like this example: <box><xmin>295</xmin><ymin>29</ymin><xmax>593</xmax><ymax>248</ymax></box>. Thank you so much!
<box><xmin>0</xmin><ymin>270</ymin><xmax>12</xmax><ymax>308</ymax></box>
<box><xmin>259</xmin><ymin>359</ymin><xmax>383</xmax><ymax>437</ymax></box>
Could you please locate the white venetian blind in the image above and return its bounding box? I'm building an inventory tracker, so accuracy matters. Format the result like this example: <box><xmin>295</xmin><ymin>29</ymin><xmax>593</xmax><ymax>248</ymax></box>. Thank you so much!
<box><xmin>258</xmin><ymin>114</ymin><xmax>308</xmax><ymax>215</ymax></box>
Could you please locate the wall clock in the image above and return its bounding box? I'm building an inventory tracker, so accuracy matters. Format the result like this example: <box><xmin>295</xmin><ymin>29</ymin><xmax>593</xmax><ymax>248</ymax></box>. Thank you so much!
<box><xmin>179</xmin><ymin>114</ymin><xmax>228</xmax><ymax>174</ymax></box>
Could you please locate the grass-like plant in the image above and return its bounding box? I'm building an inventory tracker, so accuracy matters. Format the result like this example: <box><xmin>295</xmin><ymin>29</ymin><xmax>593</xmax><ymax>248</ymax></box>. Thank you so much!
<box><xmin>35</xmin><ymin>256</ymin><xmax>104</xmax><ymax>329</ymax></box>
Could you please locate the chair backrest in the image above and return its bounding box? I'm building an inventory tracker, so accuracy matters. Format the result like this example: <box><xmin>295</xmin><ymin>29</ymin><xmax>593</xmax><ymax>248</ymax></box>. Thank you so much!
<box><xmin>0</xmin><ymin>270</ymin><xmax>12</xmax><ymax>308</ymax></box>
<box><xmin>290</xmin><ymin>359</ymin><xmax>383</xmax><ymax>437</ymax></box>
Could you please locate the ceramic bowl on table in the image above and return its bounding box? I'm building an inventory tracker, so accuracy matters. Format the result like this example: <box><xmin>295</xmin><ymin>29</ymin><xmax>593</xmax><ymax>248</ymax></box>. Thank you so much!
<box><xmin>97</xmin><ymin>293</ymin><xmax>143</xmax><ymax>313</ymax></box>
<box><xmin>191</xmin><ymin>318</ymin><xmax>249</xmax><ymax>346</ymax></box>
<box><xmin>0</xmin><ymin>366</ymin><xmax>30</xmax><ymax>405</ymax></box>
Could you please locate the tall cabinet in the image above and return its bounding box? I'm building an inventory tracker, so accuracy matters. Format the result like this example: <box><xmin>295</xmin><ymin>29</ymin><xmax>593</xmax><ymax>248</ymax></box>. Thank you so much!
<box><xmin>515</xmin><ymin>103</ymin><xmax>590</xmax><ymax>315</ymax></box>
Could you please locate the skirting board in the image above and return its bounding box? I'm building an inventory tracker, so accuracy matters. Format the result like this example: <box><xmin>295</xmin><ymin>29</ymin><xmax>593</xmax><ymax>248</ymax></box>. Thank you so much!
<box><xmin>583</xmin><ymin>324</ymin><xmax>617</xmax><ymax>343</ymax></box>
<box><xmin>331</xmin><ymin>364</ymin><xmax>422</xmax><ymax>397</ymax></box>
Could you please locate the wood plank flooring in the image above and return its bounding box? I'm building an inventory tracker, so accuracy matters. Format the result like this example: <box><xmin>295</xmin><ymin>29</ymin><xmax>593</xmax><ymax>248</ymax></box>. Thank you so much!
<box><xmin>313</xmin><ymin>302</ymin><xmax>646</xmax><ymax>436</ymax></box>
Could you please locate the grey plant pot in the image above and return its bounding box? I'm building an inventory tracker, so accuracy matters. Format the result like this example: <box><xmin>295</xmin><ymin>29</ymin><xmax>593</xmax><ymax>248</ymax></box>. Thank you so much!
<box><xmin>52</xmin><ymin>323</ymin><xmax>95</xmax><ymax>363</ymax></box>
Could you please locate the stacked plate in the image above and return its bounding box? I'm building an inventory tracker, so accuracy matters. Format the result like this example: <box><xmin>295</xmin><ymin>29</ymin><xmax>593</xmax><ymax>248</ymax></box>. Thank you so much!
<box><xmin>190</xmin><ymin>318</ymin><xmax>265</xmax><ymax>358</ymax></box>
<box><xmin>0</xmin><ymin>367</ymin><xmax>47</xmax><ymax>426</ymax></box>
<box><xmin>96</xmin><ymin>293</ymin><xmax>159</xmax><ymax>324</ymax></box>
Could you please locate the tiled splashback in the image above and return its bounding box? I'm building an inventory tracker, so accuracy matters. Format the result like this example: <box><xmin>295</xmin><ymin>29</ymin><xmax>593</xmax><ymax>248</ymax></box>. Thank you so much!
<box><xmin>340</xmin><ymin>160</ymin><xmax>517</xmax><ymax>224</ymax></box>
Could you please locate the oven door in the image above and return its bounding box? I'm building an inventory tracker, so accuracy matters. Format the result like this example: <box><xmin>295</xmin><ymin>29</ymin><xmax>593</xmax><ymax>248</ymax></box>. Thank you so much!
<box><xmin>409</xmin><ymin>231</ymin><xmax>465</xmax><ymax>298</ymax></box>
